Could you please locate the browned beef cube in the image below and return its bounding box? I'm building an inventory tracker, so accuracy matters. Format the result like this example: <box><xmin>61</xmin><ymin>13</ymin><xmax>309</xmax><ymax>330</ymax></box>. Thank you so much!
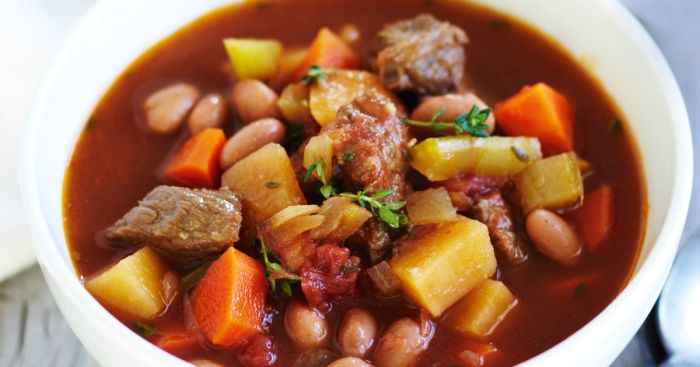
<box><xmin>106</xmin><ymin>186</ymin><xmax>242</xmax><ymax>262</ymax></box>
<box><xmin>470</xmin><ymin>191</ymin><xmax>528</xmax><ymax>266</ymax></box>
<box><xmin>376</xmin><ymin>14</ymin><xmax>468</xmax><ymax>95</ymax></box>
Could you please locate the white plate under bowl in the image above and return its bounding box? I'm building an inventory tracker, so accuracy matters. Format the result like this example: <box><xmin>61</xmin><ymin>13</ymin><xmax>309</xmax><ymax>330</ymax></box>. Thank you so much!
<box><xmin>21</xmin><ymin>0</ymin><xmax>692</xmax><ymax>366</ymax></box>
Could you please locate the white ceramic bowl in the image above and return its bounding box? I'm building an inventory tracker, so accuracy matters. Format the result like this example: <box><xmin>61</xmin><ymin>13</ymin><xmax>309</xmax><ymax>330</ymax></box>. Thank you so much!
<box><xmin>21</xmin><ymin>0</ymin><xmax>692</xmax><ymax>366</ymax></box>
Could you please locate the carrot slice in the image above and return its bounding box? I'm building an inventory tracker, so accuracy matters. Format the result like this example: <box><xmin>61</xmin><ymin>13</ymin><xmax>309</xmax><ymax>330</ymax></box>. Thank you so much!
<box><xmin>189</xmin><ymin>247</ymin><xmax>268</xmax><ymax>347</ymax></box>
<box><xmin>154</xmin><ymin>330</ymin><xmax>200</xmax><ymax>356</ymax></box>
<box><xmin>293</xmin><ymin>27</ymin><xmax>360</xmax><ymax>81</ymax></box>
<box><xmin>574</xmin><ymin>185</ymin><xmax>614</xmax><ymax>250</ymax></box>
<box><xmin>494</xmin><ymin>83</ymin><xmax>574</xmax><ymax>155</ymax></box>
<box><xmin>164</xmin><ymin>128</ymin><xmax>226</xmax><ymax>188</ymax></box>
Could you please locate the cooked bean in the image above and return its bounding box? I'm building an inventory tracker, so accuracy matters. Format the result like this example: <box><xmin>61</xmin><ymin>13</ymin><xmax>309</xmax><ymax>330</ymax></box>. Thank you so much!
<box><xmin>284</xmin><ymin>301</ymin><xmax>329</xmax><ymax>349</ymax></box>
<box><xmin>231</xmin><ymin>79</ymin><xmax>280</xmax><ymax>124</ymax></box>
<box><xmin>188</xmin><ymin>93</ymin><xmax>227</xmax><ymax>134</ymax></box>
<box><xmin>327</xmin><ymin>357</ymin><xmax>373</xmax><ymax>367</ymax></box>
<box><xmin>219</xmin><ymin>118</ymin><xmax>286</xmax><ymax>170</ymax></box>
<box><xmin>411</xmin><ymin>93</ymin><xmax>496</xmax><ymax>134</ymax></box>
<box><xmin>143</xmin><ymin>82</ymin><xmax>200</xmax><ymax>134</ymax></box>
<box><xmin>374</xmin><ymin>318</ymin><xmax>432</xmax><ymax>367</ymax></box>
<box><xmin>525</xmin><ymin>208</ymin><xmax>582</xmax><ymax>265</ymax></box>
<box><xmin>336</xmin><ymin>308</ymin><xmax>377</xmax><ymax>358</ymax></box>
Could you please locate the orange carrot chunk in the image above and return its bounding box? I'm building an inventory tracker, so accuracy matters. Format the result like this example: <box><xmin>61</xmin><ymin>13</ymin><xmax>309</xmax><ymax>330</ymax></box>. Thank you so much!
<box><xmin>189</xmin><ymin>247</ymin><xmax>268</xmax><ymax>347</ymax></box>
<box><xmin>154</xmin><ymin>330</ymin><xmax>200</xmax><ymax>356</ymax></box>
<box><xmin>574</xmin><ymin>185</ymin><xmax>614</xmax><ymax>250</ymax></box>
<box><xmin>293</xmin><ymin>27</ymin><xmax>360</xmax><ymax>81</ymax></box>
<box><xmin>494</xmin><ymin>83</ymin><xmax>574</xmax><ymax>155</ymax></box>
<box><xmin>164</xmin><ymin>127</ymin><xmax>226</xmax><ymax>188</ymax></box>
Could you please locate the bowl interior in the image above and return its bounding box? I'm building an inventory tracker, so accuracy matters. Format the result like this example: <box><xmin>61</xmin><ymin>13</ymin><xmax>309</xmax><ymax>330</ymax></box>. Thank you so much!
<box><xmin>22</xmin><ymin>0</ymin><xmax>692</xmax><ymax>366</ymax></box>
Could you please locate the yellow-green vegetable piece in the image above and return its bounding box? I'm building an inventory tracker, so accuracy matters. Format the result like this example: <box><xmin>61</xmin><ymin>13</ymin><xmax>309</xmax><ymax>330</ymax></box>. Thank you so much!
<box><xmin>85</xmin><ymin>246</ymin><xmax>169</xmax><ymax>320</ymax></box>
<box><xmin>223</xmin><ymin>38</ymin><xmax>283</xmax><ymax>80</ymax></box>
<box><xmin>515</xmin><ymin>151</ymin><xmax>583</xmax><ymax>213</ymax></box>
<box><xmin>390</xmin><ymin>216</ymin><xmax>497</xmax><ymax>317</ymax></box>
<box><xmin>409</xmin><ymin>136</ymin><xmax>542</xmax><ymax>181</ymax></box>
<box><xmin>449</xmin><ymin>279</ymin><xmax>518</xmax><ymax>337</ymax></box>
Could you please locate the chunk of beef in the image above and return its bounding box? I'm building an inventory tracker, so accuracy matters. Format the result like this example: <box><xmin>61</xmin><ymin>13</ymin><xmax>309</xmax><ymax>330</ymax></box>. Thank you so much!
<box><xmin>321</xmin><ymin>92</ymin><xmax>410</xmax><ymax>200</ymax></box>
<box><xmin>346</xmin><ymin>219</ymin><xmax>392</xmax><ymax>263</ymax></box>
<box><xmin>106</xmin><ymin>186</ymin><xmax>242</xmax><ymax>262</ymax></box>
<box><xmin>376</xmin><ymin>14</ymin><xmax>468</xmax><ymax>95</ymax></box>
<box><xmin>438</xmin><ymin>174</ymin><xmax>510</xmax><ymax>212</ymax></box>
<box><xmin>300</xmin><ymin>244</ymin><xmax>361</xmax><ymax>312</ymax></box>
<box><xmin>469</xmin><ymin>191</ymin><xmax>528</xmax><ymax>266</ymax></box>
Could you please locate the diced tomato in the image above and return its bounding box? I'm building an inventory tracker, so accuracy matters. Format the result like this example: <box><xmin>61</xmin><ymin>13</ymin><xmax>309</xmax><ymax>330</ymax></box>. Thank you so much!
<box><xmin>300</xmin><ymin>243</ymin><xmax>360</xmax><ymax>311</ymax></box>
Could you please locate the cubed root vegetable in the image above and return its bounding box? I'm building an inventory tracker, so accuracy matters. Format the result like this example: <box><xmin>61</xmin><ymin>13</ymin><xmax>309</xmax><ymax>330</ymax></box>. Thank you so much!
<box><xmin>85</xmin><ymin>247</ymin><xmax>169</xmax><ymax>320</ymax></box>
<box><xmin>278</xmin><ymin>83</ymin><xmax>314</xmax><ymax>124</ymax></box>
<box><xmin>494</xmin><ymin>82</ymin><xmax>574</xmax><ymax>155</ymax></box>
<box><xmin>189</xmin><ymin>247</ymin><xmax>268</xmax><ymax>347</ymax></box>
<box><xmin>574</xmin><ymin>185</ymin><xmax>614</xmax><ymax>250</ymax></box>
<box><xmin>164</xmin><ymin>128</ymin><xmax>226</xmax><ymax>189</ymax></box>
<box><xmin>222</xmin><ymin>143</ymin><xmax>306</xmax><ymax>224</ymax></box>
<box><xmin>449</xmin><ymin>279</ymin><xmax>517</xmax><ymax>337</ymax></box>
<box><xmin>293</xmin><ymin>28</ymin><xmax>360</xmax><ymax>81</ymax></box>
<box><xmin>223</xmin><ymin>38</ymin><xmax>283</xmax><ymax>80</ymax></box>
<box><xmin>409</xmin><ymin>136</ymin><xmax>542</xmax><ymax>181</ymax></box>
<box><xmin>515</xmin><ymin>152</ymin><xmax>583</xmax><ymax>213</ymax></box>
<box><xmin>406</xmin><ymin>187</ymin><xmax>457</xmax><ymax>225</ymax></box>
<box><xmin>309</xmin><ymin>70</ymin><xmax>392</xmax><ymax>125</ymax></box>
<box><xmin>271</xmin><ymin>48</ymin><xmax>309</xmax><ymax>90</ymax></box>
<box><xmin>390</xmin><ymin>217</ymin><xmax>497</xmax><ymax>317</ymax></box>
<box><xmin>303</xmin><ymin>134</ymin><xmax>334</xmax><ymax>180</ymax></box>
<box><xmin>155</xmin><ymin>330</ymin><xmax>200</xmax><ymax>356</ymax></box>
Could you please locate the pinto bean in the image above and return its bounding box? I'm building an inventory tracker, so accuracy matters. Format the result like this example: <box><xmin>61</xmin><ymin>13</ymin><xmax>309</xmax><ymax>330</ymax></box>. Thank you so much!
<box><xmin>327</xmin><ymin>357</ymin><xmax>373</xmax><ymax>367</ymax></box>
<box><xmin>336</xmin><ymin>308</ymin><xmax>377</xmax><ymax>358</ymax></box>
<box><xmin>231</xmin><ymin>79</ymin><xmax>280</xmax><ymax>124</ymax></box>
<box><xmin>219</xmin><ymin>118</ymin><xmax>286</xmax><ymax>170</ymax></box>
<box><xmin>373</xmin><ymin>318</ymin><xmax>432</xmax><ymax>367</ymax></box>
<box><xmin>188</xmin><ymin>93</ymin><xmax>227</xmax><ymax>134</ymax></box>
<box><xmin>525</xmin><ymin>208</ymin><xmax>582</xmax><ymax>265</ymax></box>
<box><xmin>411</xmin><ymin>93</ymin><xmax>496</xmax><ymax>134</ymax></box>
<box><xmin>284</xmin><ymin>301</ymin><xmax>329</xmax><ymax>349</ymax></box>
<box><xmin>143</xmin><ymin>82</ymin><xmax>200</xmax><ymax>134</ymax></box>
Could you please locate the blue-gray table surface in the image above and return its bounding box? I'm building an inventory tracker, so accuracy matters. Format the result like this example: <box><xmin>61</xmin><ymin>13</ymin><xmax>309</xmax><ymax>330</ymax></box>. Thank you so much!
<box><xmin>1</xmin><ymin>0</ymin><xmax>698</xmax><ymax>366</ymax></box>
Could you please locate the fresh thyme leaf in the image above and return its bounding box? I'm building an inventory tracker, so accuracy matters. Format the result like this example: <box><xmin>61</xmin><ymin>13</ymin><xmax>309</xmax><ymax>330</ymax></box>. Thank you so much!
<box><xmin>301</xmin><ymin>65</ymin><xmax>327</xmax><ymax>85</ymax></box>
<box><xmin>283</xmin><ymin>122</ymin><xmax>305</xmax><ymax>153</ymax></box>
<box><xmin>341</xmin><ymin>265</ymin><xmax>361</xmax><ymax>275</ymax></box>
<box><xmin>304</xmin><ymin>161</ymin><xmax>322</xmax><ymax>182</ymax></box>
<box><xmin>573</xmin><ymin>283</ymin><xmax>589</xmax><ymax>299</ymax></box>
<box><xmin>339</xmin><ymin>189</ymin><xmax>408</xmax><ymax>229</ymax></box>
<box><xmin>343</xmin><ymin>151</ymin><xmax>355</xmax><ymax>162</ymax></box>
<box><xmin>511</xmin><ymin>146</ymin><xmax>530</xmax><ymax>162</ymax></box>
<box><xmin>134</xmin><ymin>322</ymin><xmax>158</xmax><ymax>338</ymax></box>
<box><xmin>265</xmin><ymin>181</ymin><xmax>280</xmax><ymax>189</ymax></box>
<box><xmin>609</xmin><ymin>119</ymin><xmax>623</xmax><ymax>133</ymax></box>
<box><xmin>403</xmin><ymin>104</ymin><xmax>492</xmax><ymax>138</ymax></box>
<box><xmin>304</xmin><ymin>159</ymin><xmax>336</xmax><ymax>199</ymax></box>
<box><xmin>259</xmin><ymin>237</ymin><xmax>300</xmax><ymax>296</ymax></box>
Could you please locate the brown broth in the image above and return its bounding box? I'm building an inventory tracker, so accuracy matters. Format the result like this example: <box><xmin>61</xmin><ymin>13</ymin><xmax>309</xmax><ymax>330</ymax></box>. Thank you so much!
<box><xmin>63</xmin><ymin>0</ymin><xmax>646</xmax><ymax>365</ymax></box>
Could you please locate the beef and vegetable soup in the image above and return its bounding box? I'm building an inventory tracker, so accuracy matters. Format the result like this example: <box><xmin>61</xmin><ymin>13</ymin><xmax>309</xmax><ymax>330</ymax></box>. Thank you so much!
<box><xmin>63</xmin><ymin>0</ymin><xmax>646</xmax><ymax>366</ymax></box>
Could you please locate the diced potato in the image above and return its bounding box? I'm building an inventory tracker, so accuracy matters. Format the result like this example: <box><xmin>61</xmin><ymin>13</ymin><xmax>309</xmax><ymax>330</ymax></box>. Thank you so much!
<box><xmin>515</xmin><ymin>152</ymin><xmax>583</xmax><ymax>213</ymax></box>
<box><xmin>310</xmin><ymin>197</ymin><xmax>372</xmax><ymax>241</ymax></box>
<box><xmin>309</xmin><ymin>70</ymin><xmax>392</xmax><ymax>125</ymax></box>
<box><xmin>85</xmin><ymin>247</ymin><xmax>169</xmax><ymax>320</ymax></box>
<box><xmin>303</xmin><ymin>134</ymin><xmax>334</xmax><ymax>180</ymax></box>
<box><xmin>406</xmin><ymin>187</ymin><xmax>457</xmax><ymax>225</ymax></box>
<box><xmin>449</xmin><ymin>279</ymin><xmax>517</xmax><ymax>337</ymax></box>
<box><xmin>271</xmin><ymin>48</ymin><xmax>309</xmax><ymax>89</ymax></box>
<box><xmin>278</xmin><ymin>83</ymin><xmax>314</xmax><ymax>124</ymax></box>
<box><xmin>223</xmin><ymin>38</ymin><xmax>283</xmax><ymax>80</ymax></box>
<box><xmin>409</xmin><ymin>136</ymin><xmax>542</xmax><ymax>181</ymax></box>
<box><xmin>390</xmin><ymin>217</ymin><xmax>497</xmax><ymax>317</ymax></box>
<box><xmin>222</xmin><ymin>143</ymin><xmax>306</xmax><ymax>224</ymax></box>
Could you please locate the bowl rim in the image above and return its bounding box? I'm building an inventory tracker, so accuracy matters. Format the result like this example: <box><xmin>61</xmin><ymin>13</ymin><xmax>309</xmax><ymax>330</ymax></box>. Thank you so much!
<box><xmin>20</xmin><ymin>0</ymin><xmax>693</xmax><ymax>365</ymax></box>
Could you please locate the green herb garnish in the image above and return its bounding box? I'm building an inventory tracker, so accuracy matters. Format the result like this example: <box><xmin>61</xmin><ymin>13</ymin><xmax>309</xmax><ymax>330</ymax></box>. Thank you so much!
<box><xmin>341</xmin><ymin>265</ymin><xmax>361</xmax><ymax>275</ymax></box>
<box><xmin>259</xmin><ymin>237</ymin><xmax>301</xmax><ymax>297</ymax></box>
<box><xmin>339</xmin><ymin>189</ymin><xmax>409</xmax><ymax>229</ymax></box>
<box><xmin>573</xmin><ymin>283</ymin><xmax>589</xmax><ymax>300</ymax></box>
<box><xmin>134</xmin><ymin>322</ymin><xmax>158</xmax><ymax>338</ymax></box>
<box><xmin>343</xmin><ymin>151</ymin><xmax>355</xmax><ymax>162</ymax></box>
<box><xmin>301</xmin><ymin>65</ymin><xmax>327</xmax><ymax>85</ymax></box>
<box><xmin>304</xmin><ymin>160</ymin><xmax>336</xmax><ymax>199</ymax></box>
<box><xmin>403</xmin><ymin>105</ymin><xmax>492</xmax><ymax>138</ymax></box>
<box><xmin>609</xmin><ymin>118</ymin><xmax>623</xmax><ymax>133</ymax></box>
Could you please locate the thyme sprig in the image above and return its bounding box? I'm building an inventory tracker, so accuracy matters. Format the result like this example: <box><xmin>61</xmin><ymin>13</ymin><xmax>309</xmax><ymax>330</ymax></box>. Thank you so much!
<box><xmin>403</xmin><ymin>105</ymin><xmax>492</xmax><ymax>138</ymax></box>
<box><xmin>304</xmin><ymin>160</ymin><xmax>336</xmax><ymax>199</ymax></box>
<box><xmin>300</xmin><ymin>64</ymin><xmax>327</xmax><ymax>85</ymax></box>
<box><xmin>339</xmin><ymin>189</ymin><xmax>409</xmax><ymax>229</ymax></box>
<box><xmin>259</xmin><ymin>237</ymin><xmax>300</xmax><ymax>297</ymax></box>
